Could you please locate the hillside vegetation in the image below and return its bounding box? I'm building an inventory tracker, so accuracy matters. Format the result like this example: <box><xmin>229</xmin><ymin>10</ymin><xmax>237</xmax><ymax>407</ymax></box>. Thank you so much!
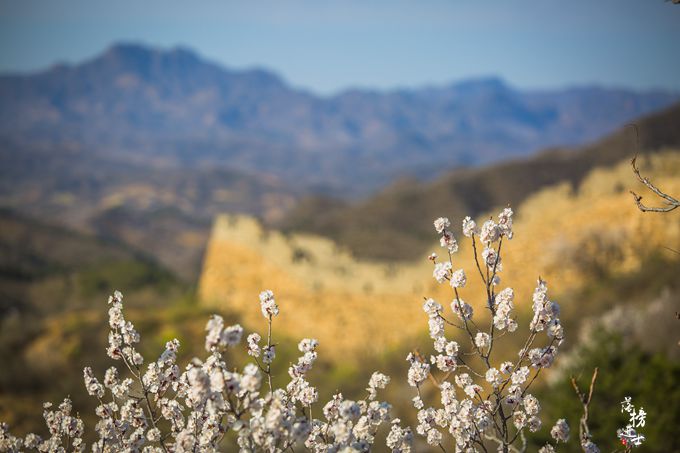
<box><xmin>197</xmin><ymin>151</ymin><xmax>680</xmax><ymax>451</ymax></box>
<box><xmin>200</xmin><ymin>151</ymin><xmax>680</xmax><ymax>358</ymax></box>
<box><xmin>0</xmin><ymin>209</ymin><xmax>184</xmax><ymax>316</ymax></box>
<box><xmin>279</xmin><ymin>103</ymin><xmax>680</xmax><ymax>261</ymax></box>
<box><xmin>0</xmin><ymin>141</ymin><xmax>298</xmax><ymax>281</ymax></box>
<box><xmin>0</xmin><ymin>210</ymin><xmax>193</xmax><ymax>432</ymax></box>
<box><xmin>2</xmin><ymin>153</ymin><xmax>678</xmax><ymax>447</ymax></box>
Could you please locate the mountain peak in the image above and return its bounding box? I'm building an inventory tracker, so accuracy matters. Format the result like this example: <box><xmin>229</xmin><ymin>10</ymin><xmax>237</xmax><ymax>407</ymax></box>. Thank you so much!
<box><xmin>1</xmin><ymin>43</ymin><xmax>677</xmax><ymax>198</ymax></box>
<box><xmin>451</xmin><ymin>76</ymin><xmax>510</xmax><ymax>93</ymax></box>
<box><xmin>93</xmin><ymin>42</ymin><xmax>283</xmax><ymax>87</ymax></box>
<box><xmin>92</xmin><ymin>42</ymin><xmax>160</xmax><ymax>77</ymax></box>
<box><xmin>80</xmin><ymin>42</ymin><xmax>233</xmax><ymax>86</ymax></box>
<box><xmin>99</xmin><ymin>42</ymin><xmax>208</xmax><ymax>68</ymax></box>
<box><xmin>103</xmin><ymin>42</ymin><xmax>156</xmax><ymax>61</ymax></box>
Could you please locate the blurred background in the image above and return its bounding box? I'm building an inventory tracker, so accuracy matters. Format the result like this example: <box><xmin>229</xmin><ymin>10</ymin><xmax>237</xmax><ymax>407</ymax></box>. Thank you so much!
<box><xmin>1</xmin><ymin>1</ymin><xmax>679</xmax><ymax>451</ymax></box>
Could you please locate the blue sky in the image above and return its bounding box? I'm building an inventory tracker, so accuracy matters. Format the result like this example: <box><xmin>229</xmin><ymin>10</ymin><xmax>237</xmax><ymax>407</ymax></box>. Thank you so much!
<box><xmin>1</xmin><ymin>0</ymin><xmax>679</xmax><ymax>94</ymax></box>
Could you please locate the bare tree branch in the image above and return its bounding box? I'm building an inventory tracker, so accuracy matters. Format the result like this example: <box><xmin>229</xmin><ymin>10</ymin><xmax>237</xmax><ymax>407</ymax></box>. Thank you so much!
<box><xmin>630</xmin><ymin>155</ymin><xmax>680</xmax><ymax>212</ymax></box>
<box><xmin>571</xmin><ymin>368</ymin><xmax>598</xmax><ymax>448</ymax></box>
<box><xmin>625</xmin><ymin>123</ymin><xmax>679</xmax><ymax>213</ymax></box>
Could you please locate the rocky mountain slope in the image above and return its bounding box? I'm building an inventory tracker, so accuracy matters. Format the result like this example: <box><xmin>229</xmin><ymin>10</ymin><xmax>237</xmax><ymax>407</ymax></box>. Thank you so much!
<box><xmin>278</xmin><ymin>102</ymin><xmax>680</xmax><ymax>260</ymax></box>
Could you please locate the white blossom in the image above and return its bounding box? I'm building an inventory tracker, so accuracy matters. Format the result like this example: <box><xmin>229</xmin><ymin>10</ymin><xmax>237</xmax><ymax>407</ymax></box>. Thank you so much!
<box><xmin>433</xmin><ymin>262</ymin><xmax>452</xmax><ymax>283</ymax></box>
<box><xmin>423</xmin><ymin>298</ymin><xmax>443</xmax><ymax>317</ymax></box>
<box><xmin>450</xmin><ymin>269</ymin><xmax>466</xmax><ymax>288</ymax></box>
<box><xmin>454</xmin><ymin>373</ymin><xmax>473</xmax><ymax>389</ymax></box>
<box><xmin>433</xmin><ymin>217</ymin><xmax>450</xmax><ymax>234</ymax></box>
<box><xmin>485</xmin><ymin>368</ymin><xmax>502</xmax><ymax>387</ymax></box>
<box><xmin>406</xmin><ymin>354</ymin><xmax>429</xmax><ymax>387</ymax></box>
<box><xmin>511</xmin><ymin>366</ymin><xmax>530</xmax><ymax>385</ymax></box>
<box><xmin>451</xmin><ymin>298</ymin><xmax>473</xmax><ymax>321</ymax></box>
<box><xmin>528</xmin><ymin>415</ymin><xmax>542</xmax><ymax>433</ymax></box>
<box><xmin>462</xmin><ymin>216</ymin><xmax>478</xmax><ymax>237</ymax></box>
<box><xmin>494</xmin><ymin>287</ymin><xmax>515</xmax><ymax>330</ymax></box>
<box><xmin>386</xmin><ymin>420</ymin><xmax>413</xmax><ymax>452</ymax></box>
<box><xmin>204</xmin><ymin>314</ymin><xmax>224</xmax><ymax>351</ymax></box>
<box><xmin>367</xmin><ymin>372</ymin><xmax>390</xmax><ymax>400</ymax></box>
<box><xmin>259</xmin><ymin>289</ymin><xmax>279</xmax><ymax>318</ymax></box>
<box><xmin>497</xmin><ymin>207</ymin><xmax>514</xmax><ymax>239</ymax></box>
<box><xmin>523</xmin><ymin>394</ymin><xmax>540</xmax><ymax>416</ymax></box>
<box><xmin>262</xmin><ymin>345</ymin><xmax>276</xmax><ymax>364</ymax></box>
<box><xmin>298</xmin><ymin>338</ymin><xmax>319</xmax><ymax>353</ymax></box>
<box><xmin>582</xmin><ymin>440</ymin><xmax>600</xmax><ymax>453</ymax></box>
<box><xmin>83</xmin><ymin>367</ymin><xmax>104</xmax><ymax>398</ymax></box>
<box><xmin>550</xmin><ymin>418</ymin><xmax>570</xmax><ymax>443</ymax></box>
<box><xmin>439</xmin><ymin>230</ymin><xmax>459</xmax><ymax>253</ymax></box>
<box><xmin>482</xmin><ymin>246</ymin><xmax>501</xmax><ymax>271</ymax></box>
<box><xmin>480</xmin><ymin>219</ymin><xmax>500</xmax><ymax>244</ymax></box>
<box><xmin>474</xmin><ymin>332</ymin><xmax>490</xmax><ymax>349</ymax></box>
<box><xmin>247</xmin><ymin>333</ymin><xmax>261</xmax><ymax>357</ymax></box>
<box><xmin>222</xmin><ymin>324</ymin><xmax>243</xmax><ymax>347</ymax></box>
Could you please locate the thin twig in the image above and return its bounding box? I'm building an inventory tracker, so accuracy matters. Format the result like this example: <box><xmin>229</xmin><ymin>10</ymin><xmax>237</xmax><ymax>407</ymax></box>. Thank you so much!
<box><xmin>570</xmin><ymin>368</ymin><xmax>599</xmax><ymax>447</ymax></box>
<box><xmin>266</xmin><ymin>315</ymin><xmax>274</xmax><ymax>393</ymax></box>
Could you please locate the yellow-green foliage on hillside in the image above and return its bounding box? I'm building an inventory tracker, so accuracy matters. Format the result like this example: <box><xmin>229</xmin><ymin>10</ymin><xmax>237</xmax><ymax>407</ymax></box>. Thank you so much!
<box><xmin>498</xmin><ymin>150</ymin><xmax>679</xmax><ymax>301</ymax></box>
<box><xmin>199</xmin><ymin>152</ymin><xmax>680</xmax><ymax>358</ymax></box>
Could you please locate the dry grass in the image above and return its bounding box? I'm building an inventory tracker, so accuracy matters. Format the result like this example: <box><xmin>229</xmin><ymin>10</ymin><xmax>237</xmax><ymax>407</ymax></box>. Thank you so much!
<box><xmin>199</xmin><ymin>152</ymin><xmax>680</xmax><ymax>358</ymax></box>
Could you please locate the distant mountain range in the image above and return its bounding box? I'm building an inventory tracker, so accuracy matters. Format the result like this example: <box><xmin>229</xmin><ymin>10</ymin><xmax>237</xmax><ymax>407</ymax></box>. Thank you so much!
<box><xmin>1</xmin><ymin>43</ymin><xmax>678</xmax><ymax>195</ymax></box>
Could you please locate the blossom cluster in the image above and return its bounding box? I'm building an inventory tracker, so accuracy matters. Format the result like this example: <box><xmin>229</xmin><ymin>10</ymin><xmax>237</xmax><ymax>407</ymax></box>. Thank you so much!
<box><xmin>1</xmin><ymin>399</ymin><xmax>84</xmax><ymax>453</ymax></box>
<box><xmin>417</xmin><ymin>208</ymin><xmax>581</xmax><ymax>452</ymax></box>
<box><xmin>1</xmin><ymin>208</ymin><xmax>604</xmax><ymax>452</ymax></box>
<box><xmin>0</xmin><ymin>290</ymin><xmax>400</xmax><ymax>452</ymax></box>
